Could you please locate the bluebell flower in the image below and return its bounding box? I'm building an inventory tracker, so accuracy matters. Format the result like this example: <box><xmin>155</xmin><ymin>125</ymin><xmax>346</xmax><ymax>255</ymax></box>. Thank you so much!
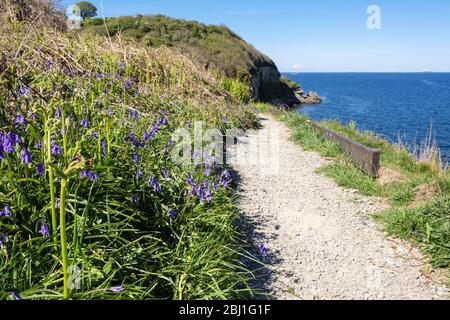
<box><xmin>101</xmin><ymin>140</ymin><xmax>107</xmax><ymax>157</ymax></box>
<box><xmin>258</xmin><ymin>244</ymin><xmax>268</xmax><ymax>257</ymax></box>
<box><xmin>186</xmin><ymin>174</ymin><xmax>195</xmax><ymax>186</ymax></box>
<box><xmin>108</xmin><ymin>286</ymin><xmax>124</xmax><ymax>293</ymax></box>
<box><xmin>34</xmin><ymin>140</ymin><xmax>42</xmax><ymax>150</ymax></box>
<box><xmin>129</xmin><ymin>109</ymin><xmax>139</xmax><ymax>120</ymax></box>
<box><xmin>205</xmin><ymin>189</ymin><xmax>212</xmax><ymax>203</ymax></box>
<box><xmin>29</xmin><ymin>114</ymin><xmax>38</xmax><ymax>120</ymax></box>
<box><xmin>107</xmin><ymin>108</ymin><xmax>113</xmax><ymax>116</ymax></box>
<box><xmin>148</xmin><ymin>177</ymin><xmax>161</xmax><ymax>193</ymax></box>
<box><xmin>132</xmin><ymin>153</ymin><xmax>139</xmax><ymax>164</ymax></box>
<box><xmin>80</xmin><ymin>170</ymin><xmax>99</xmax><ymax>182</ymax></box>
<box><xmin>80</xmin><ymin>119</ymin><xmax>89</xmax><ymax>128</ymax></box>
<box><xmin>2</xmin><ymin>132</ymin><xmax>17</xmax><ymax>153</ymax></box>
<box><xmin>168</xmin><ymin>209</ymin><xmax>179</xmax><ymax>219</ymax></box>
<box><xmin>157</xmin><ymin>118</ymin><xmax>168</xmax><ymax>126</ymax></box>
<box><xmin>44</xmin><ymin>59</ymin><xmax>53</xmax><ymax>70</ymax></box>
<box><xmin>20</xmin><ymin>149</ymin><xmax>32</xmax><ymax>165</ymax></box>
<box><xmin>162</xmin><ymin>168</ymin><xmax>170</xmax><ymax>179</ymax></box>
<box><xmin>55</xmin><ymin>198</ymin><xmax>60</xmax><ymax>209</ymax></box>
<box><xmin>55</xmin><ymin>108</ymin><xmax>62</xmax><ymax>118</ymax></box>
<box><xmin>9</xmin><ymin>292</ymin><xmax>23</xmax><ymax>300</ymax></box>
<box><xmin>39</xmin><ymin>221</ymin><xmax>50</xmax><ymax>237</ymax></box>
<box><xmin>15</xmin><ymin>115</ymin><xmax>27</xmax><ymax>126</ymax></box>
<box><xmin>18</xmin><ymin>87</ymin><xmax>29</xmax><ymax>96</ymax></box>
<box><xmin>36</xmin><ymin>164</ymin><xmax>45</xmax><ymax>175</ymax></box>
<box><xmin>136</xmin><ymin>170</ymin><xmax>143</xmax><ymax>178</ymax></box>
<box><xmin>1</xmin><ymin>206</ymin><xmax>11</xmax><ymax>218</ymax></box>
<box><xmin>51</xmin><ymin>141</ymin><xmax>63</xmax><ymax>156</ymax></box>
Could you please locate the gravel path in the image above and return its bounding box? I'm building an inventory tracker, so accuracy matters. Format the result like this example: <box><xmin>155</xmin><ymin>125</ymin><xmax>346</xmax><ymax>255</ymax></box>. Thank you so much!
<box><xmin>230</xmin><ymin>114</ymin><xmax>449</xmax><ymax>300</ymax></box>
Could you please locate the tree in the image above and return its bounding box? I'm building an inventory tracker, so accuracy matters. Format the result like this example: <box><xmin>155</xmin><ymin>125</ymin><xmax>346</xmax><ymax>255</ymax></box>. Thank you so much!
<box><xmin>75</xmin><ymin>1</ymin><xmax>97</xmax><ymax>20</ymax></box>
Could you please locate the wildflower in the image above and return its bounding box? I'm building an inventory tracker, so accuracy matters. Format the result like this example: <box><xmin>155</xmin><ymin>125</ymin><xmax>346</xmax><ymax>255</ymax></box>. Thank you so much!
<box><xmin>162</xmin><ymin>168</ymin><xmax>170</xmax><ymax>179</ymax></box>
<box><xmin>97</xmin><ymin>73</ymin><xmax>103</xmax><ymax>79</ymax></box>
<box><xmin>51</xmin><ymin>141</ymin><xmax>63</xmax><ymax>156</ymax></box>
<box><xmin>124</xmin><ymin>77</ymin><xmax>133</xmax><ymax>89</ymax></box>
<box><xmin>258</xmin><ymin>244</ymin><xmax>268</xmax><ymax>257</ymax></box>
<box><xmin>129</xmin><ymin>109</ymin><xmax>139</xmax><ymax>120</ymax></box>
<box><xmin>168</xmin><ymin>209</ymin><xmax>179</xmax><ymax>219</ymax></box>
<box><xmin>34</xmin><ymin>140</ymin><xmax>42</xmax><ymax>150</ymax></box>
<box><xmin>132</xmin><ymin>153</ymin><xmax>139</xmax><ymax>164</ymax></box>
<box><xmin>80</xmin><ymin>170</ymin><xmax>99</xmax><ymax>182</ymax></box>
<box><xmin>2</xmin><ymin>132</ymin><xmax>17</xmax><ymax>153</ymax></box>
<box><xmin>15</xmin><ymin>115</ymin><xmax>27</xmax><ymax>126</ymax></box>
<box><xmin>20</xmin><ymin>149</ymin><xmax>32</xmax><ymax>165</ymax></box>
<box><xmin>80</xmin><ymin>119</ymin><xmax>89</xmax><ymax>128</ymax></box>
<box><xmin>205</xmin><ymin>189</ymin><xmax>212</xmax><ymax>203</ymax></box>
<box><xmin>165</xmin><ymin>140</ymin><xmax>174</xmax><ymax>153</ymax></box>
<box><xmin>204</xmin><ymin>168</ymin><xmax>211</xmax><ymax>176</ymax></box>
<box><xmin>157</xmin><ymin>118</ymin><xmax>168</xmax><ymax>126</ymax></box>
<box><xmin>187</xmin><ymin>120</ymin><xmax>192</xmax><ymax>129</ymax></box>
<box><xmin>220</xmin><ymin>170</ymin><xmax>232</xmax><ymax>188</ymax></box>
<box><xmin>136</xmin><ymin>170</ymin><xmax>143</xmax><ymax>178</ymax></box>
<box><xmin>108</xmin><ymin>286</ymin><xmax>124</xmax><ymax>293</ymax></box>
<box><xmin>148</xmin><ymin>177</ymin><xmax>161</xmax><ymax>193</ymax></box>
<box><xmin>55</xmin><ymin>198</ymin><xmax>60</xmax><ymax>209</ymax></box>
<box><xmin>55</xmin><ymin>108</ymin><xmax>62</xmax><ymax>118</ymax></box>
<box><xmin>186</xmin><ymin>174</ymin><xmax>195</xmax><ymax>186</ymax></box>
<box><xmin>36</xmin><ymin>164</ymin><xmax>45</xmax><ymax>175</ymax></box>
<box><xmin>1</xmin><ymin>206</ymin><xmax>11</xmax><ymax>218</ymax></box>
<box><xmin>29</xmin><ymin>114</ymin><xmax>38</xmax><ymax>120</ymax></box>
<box><xmin>44</xmin><ymin>59</ymin><xmax>53</xmax><ymax>70</ymax></box>
<box><xmin>101</xmin><ymin>140</ymin><xmax>107</xmax><ymax>157</ymax></box>
<box><xmin>107</xmin><ymin>108</ymin><xmax>113</xmax><ymax>116</ymax></box>
<box><xmin>18</xmin><ymin>87</ymin><xmax>29</xmax><ymax>96</ymax></box>
<box><xmin>39</xmin><ymin>221</ymin><xmax>50</xmax><ymax>237</ymax></box>
<box><xmin>9</xmin><ymin>292</ymin><xmax>23</xmax><ymax>300</ymax></box>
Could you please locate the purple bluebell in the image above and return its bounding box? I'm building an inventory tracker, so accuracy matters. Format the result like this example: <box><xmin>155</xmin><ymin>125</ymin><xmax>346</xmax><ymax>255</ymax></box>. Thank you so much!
<box><xmin>258</xmin><ymin>244</ymin><xmax>268</xmax><ymax>257</ymax></box>
<box><xmin>55</xmin><ymin>108</ymin><xmax>62</xmax><ymax>118</ymax></box>
<box><xmin>15</xmin><ymin>115</ymin><xmax>27</xmax><ymax>126</ymax></box>
<box><xmin>29</xmin><ymin>114</ymin><xmax>38</xmax><ymax>120</ymax></box>
<box><xmin>20</xmin><ymin>149</ymin><xmax>32</xmax><ymax>165</ymax></box>
<box><xmin>187</xmin><ymin>120</ymin><xmax>192</xmax><ymax>129</ymax></box>
<box><xmin>205</xmin><ymin>189</ymin><xmax>212</xmax><ymax>203</ymax></box>
<box><xmin>107</xmin><ymin>108</ymin><xmax>113</xmax><ymax>116</ymax></box>
<box><xmin>36</xmin><ymin>164</ymin><xmax>45</xmax><ymax>175</ymax></box>
<box><xmin>132</xmin><ymin>153</ymin><xmax>139</xmax><ymax>164</ymax></box>
<box><xmin>124</xmin><ymin>77</ymin><xmax>133</xmax><ymax>89</ymax></box>
<box><xmin>91</xmin><ymin>132</ymin><xmax>99</xmax><ymax>139</ymax></box>
<box><xmin>220</xmin><ymin>170</ymin><xmax>232</xmax><ymax>188</ymax></box>
<box><xmin>80</xmin><ymin>170</ymin><xmax>99</xmax><ymax>182</ymax></box>
<box><xmin>39</xmin><ymin>221</ymin><xmax>50</xmax><ymax>237</ymax></box>
<box><xmin>101</xmin><ymin>140</ymin><xmax>107</xmax><ymax>157</ymax></box>
<box><xmin>165</xmin><ymin>140</ymin><xmax>174</xmax><ymax>153</ymax></box>
<box><xmin>157</xmin><ymin>118</ymin><xmax>168</xmax><ymax>126</ymax></box>
<box><xmin>44</xmin><ymin>59</ymin><xmax>53</xmax><ymax>70</ymax></box>
<box><xmin>108</xmin><ymin>286</ymin><xmax>124</xmax><ymax>293</ymax></box>
<box><xmin>80</xmin><ymin>119</ymin><xmax>89</xmax><ymax>128</ymax></box>
<box><xmin>97</xmin><ymin>73</ymin><xmax>103</xmax><ymax>79</ymax></box>
<box><xmin>55</xmin><ymin>198</ymin><xmax>60</xmax><ymax>209</ymax></box>
<box><xmin>162</xmin><ymin>168</ymin><xmax>170</xmax><ymax>179</ymax></box>
<box><xmin>1</xmin><ymin>206</ymin><xmax>11</xmax><ymax>218</ymax></box>
<box><xmin>204</xmin><ymin>168</ymin><xmax>211</xmax><ymax>176</ymax></box>
<box><xmin>2</xmin><ymin>132</ymin><xmax>16</xmax><ymax>153</ymax></box>
<box><xmin>9</xmin><ymin>292</ymin><xmax>23</xmax><ymax>300</ymax></box>
<box><xmin>168</xmin><ymin>209</ymin><xmax>179</xmax><ymax>219</ymax></box>
<box><xmin>18</xmin><ymin>87</ymin><xmax>29</xmax><ymax>96</ymax></box>
<box><xmin>51</xmin><ymin>141</ymin><xmax>63</xmax><ymax>156</ymax></box>
<box><xmin>136</xmin><ymin>170</ymin><xmax>143</xmax><ymax>178</ymax></box>
<box><xmin>148</xmin><ymin>177</ymin><xmax>161</xmax><ymax>193</ymax></box>
<box><xmin>129</xmin><ymin>109</ymin><xmax>139</xmax><ymax>120</ymax></box>
<box><xmin>34</xmin><ymin>140</ymin><xmax>42</xmax><ymax>150</ymax></box>
<box><xmin>186</xmin><ymin>174</ymin><xmax>195</xmax><ymax>186</ymax></box>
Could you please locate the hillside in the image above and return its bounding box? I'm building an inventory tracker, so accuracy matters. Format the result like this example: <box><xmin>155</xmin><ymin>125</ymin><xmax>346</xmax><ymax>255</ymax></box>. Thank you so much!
<box><xmin>83</xmin><ymin>15</ymin><xmax>301</xmax><ymax>106</ymax></box>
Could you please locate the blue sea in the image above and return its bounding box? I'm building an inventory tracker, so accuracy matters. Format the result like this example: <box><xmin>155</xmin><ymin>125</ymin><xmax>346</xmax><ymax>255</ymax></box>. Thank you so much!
<box><xmin>284</xmin><ymin>73</ymin><xmax>450</xmax><ymax>163</ymax></box>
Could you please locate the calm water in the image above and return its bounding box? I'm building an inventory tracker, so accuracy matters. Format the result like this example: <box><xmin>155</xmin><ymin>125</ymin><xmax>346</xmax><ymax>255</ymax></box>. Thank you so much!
<box><xmin>284</xmin><ymin>73</ymin><xmax>450</xmax><ymax>163</ymax></box>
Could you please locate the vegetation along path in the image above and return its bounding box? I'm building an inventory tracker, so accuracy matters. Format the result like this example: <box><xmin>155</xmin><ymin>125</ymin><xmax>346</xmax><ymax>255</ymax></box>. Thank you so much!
<box><xmin>231</xmin><ymin>114</ymin><xmax>449</xmax><ymax>300</ymax></box>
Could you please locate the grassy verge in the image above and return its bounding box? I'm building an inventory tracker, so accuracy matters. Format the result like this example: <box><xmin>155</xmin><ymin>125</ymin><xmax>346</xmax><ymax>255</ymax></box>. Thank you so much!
<box><xmin>0</xmin><ymin>21</ymin><xmax>261</xmax><ymax>300</ymax></box>
<box><xmin>253</xmin><ymin>104</ymin><xmax>450</xmax><ymax>270</ymax></box>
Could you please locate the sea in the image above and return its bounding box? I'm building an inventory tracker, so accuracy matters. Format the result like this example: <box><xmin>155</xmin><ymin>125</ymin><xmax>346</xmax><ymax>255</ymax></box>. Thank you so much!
<box><xmin>284</xmin><ymin>72</ymin><xmax>450</xmax><ymax>164</ymax></box>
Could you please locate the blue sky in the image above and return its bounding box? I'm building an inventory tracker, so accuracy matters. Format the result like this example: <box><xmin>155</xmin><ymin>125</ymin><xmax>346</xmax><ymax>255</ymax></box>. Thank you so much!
<box><xmin>61</xmin><ymin>0</ymin><xmax>450</xmax><ymax>72</ymax></box>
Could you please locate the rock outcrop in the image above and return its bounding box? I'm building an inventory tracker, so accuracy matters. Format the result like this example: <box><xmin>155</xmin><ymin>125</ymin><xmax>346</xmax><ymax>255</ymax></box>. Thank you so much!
<box><xmin>297</xmin><ymin>91</ymin><xmax>322</xmax><ymax>104</ymax></box>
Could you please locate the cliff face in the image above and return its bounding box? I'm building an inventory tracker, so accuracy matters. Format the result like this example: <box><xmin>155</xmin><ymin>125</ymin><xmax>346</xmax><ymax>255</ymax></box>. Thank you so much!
<box><xmin>251</xmin><ymin>65</ymin><xmax>301</xmax><ymax>107</ymax></box>
<box><xmin>83</xmin><ymin>15</ymin><xmax>302</xmax><ymax>107</ymax></box>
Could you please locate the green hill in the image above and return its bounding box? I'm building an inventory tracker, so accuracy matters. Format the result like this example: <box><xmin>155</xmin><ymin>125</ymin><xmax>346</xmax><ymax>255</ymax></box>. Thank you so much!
<box><xmin>83</xmin><ymin>15</ymin><xmax>301</xmax><ymax>106</ymax></box>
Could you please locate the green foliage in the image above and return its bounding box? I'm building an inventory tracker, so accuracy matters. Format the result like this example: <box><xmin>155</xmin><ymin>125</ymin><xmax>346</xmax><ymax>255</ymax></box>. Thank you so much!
<box><xmin>221</xmin><ymin>78</ymin><xmax>251</xmax><ymax>104</ymax></box>
<box><xmin>0</xmin><ymin>23</ymin><xmax>260</xmax><ymax>300</ymax></box>
<box><xmin>375</xmin><ymin>195</ymin><xmax>450</xmax><ymax>267</ymax></box>
<box><xmin>76</xmin><ymin>1</ymin><xmax>97</xmax><ymax>20</ymax></box>
<box><xmin>82</xmin><ymin>15</ymin><xmax>275</xmax><ymax>82</ymax></box>
<box><xmin>280</xmin><ymin>76</ymin><xmax>301</xmax><ymax>91</ymax></box>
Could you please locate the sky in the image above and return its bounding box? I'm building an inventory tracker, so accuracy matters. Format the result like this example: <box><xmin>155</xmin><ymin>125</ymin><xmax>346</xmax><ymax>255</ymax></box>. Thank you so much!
<box><xmin>60</xmin><ymin>0</ymin><xmax>450</xmax><ymax>72</ymax></box>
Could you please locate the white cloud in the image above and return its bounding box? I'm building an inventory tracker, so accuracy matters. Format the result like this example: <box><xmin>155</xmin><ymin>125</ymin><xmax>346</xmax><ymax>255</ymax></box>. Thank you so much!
<box><xmin>291</xmin><ymin>64</ymin><xmax>304</xmax><ymax>71</ymax></box>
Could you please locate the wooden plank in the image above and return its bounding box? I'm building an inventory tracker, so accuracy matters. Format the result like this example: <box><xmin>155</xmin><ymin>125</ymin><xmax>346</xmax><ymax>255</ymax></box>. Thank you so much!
<box><xmin>312</xmin><ymin>123</ymin><xmax>381</xmax><ymax>177</ymax></box>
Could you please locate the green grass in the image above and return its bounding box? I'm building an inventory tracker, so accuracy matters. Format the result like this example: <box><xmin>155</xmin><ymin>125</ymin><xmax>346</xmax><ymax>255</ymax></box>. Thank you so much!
<box><xmin>0</xmin><ymin>20</ymin><xmax>262</xmax><ymax>300</ymax></box>
<box><xmin>257</xmin><ymin>104</ymin><xmax>450</xmax><ymax>270</ymax></box>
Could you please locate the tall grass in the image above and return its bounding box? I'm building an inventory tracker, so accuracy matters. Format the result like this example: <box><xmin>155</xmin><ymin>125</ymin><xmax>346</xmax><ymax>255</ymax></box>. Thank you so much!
<box><xmin>0</xmin><ymin>22</ymin><xmax>260</xmax><ymax>300</ymax></box>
